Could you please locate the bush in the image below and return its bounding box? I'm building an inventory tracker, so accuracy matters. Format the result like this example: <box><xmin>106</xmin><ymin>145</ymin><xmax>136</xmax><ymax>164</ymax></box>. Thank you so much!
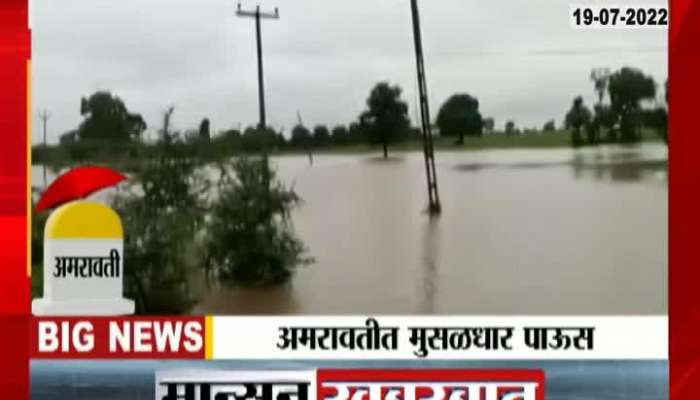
<box><xmin>205</xmin><ymin>156</ymin><xmax>312</xmax><ymax>286</ymax></box>
<box><xmin>112</xmin><ymin>142</ymin><xmax>208</xmax><ymax>313</ymax></box>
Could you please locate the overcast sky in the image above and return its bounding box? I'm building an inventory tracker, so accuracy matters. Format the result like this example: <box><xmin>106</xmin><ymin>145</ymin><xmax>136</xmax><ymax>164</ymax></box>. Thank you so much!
<box><xmin>31</xmin><ymin>0</ymin><xmax>667</xmax><ymax>143</ymax></box>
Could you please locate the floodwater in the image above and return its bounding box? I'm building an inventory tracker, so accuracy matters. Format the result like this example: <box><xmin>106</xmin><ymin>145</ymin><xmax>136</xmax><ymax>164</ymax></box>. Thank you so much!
<box><xmin>32</xmin><ymin>143</ymin><xmax>668</xmax><ymax>315</ymax></box>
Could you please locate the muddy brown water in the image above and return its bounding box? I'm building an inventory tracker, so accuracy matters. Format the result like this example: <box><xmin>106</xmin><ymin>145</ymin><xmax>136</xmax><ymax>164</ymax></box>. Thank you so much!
<box><xmin>33</xmin><ymin>143</ymin><xmax>668</xmax><ymax>315</ymax></box>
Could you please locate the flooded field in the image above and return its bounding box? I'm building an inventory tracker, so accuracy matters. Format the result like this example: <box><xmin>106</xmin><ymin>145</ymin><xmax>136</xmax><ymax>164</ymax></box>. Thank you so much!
<box><xmin>33</xmin><ymin>143</ymin><xmax>668</xmax><ymax>315</ymax></box>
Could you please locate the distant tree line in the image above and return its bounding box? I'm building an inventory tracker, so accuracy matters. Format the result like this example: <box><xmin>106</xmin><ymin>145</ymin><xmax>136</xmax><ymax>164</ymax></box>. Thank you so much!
<box><xmin>45</xmin><ymin>86</ymin><xmax>487</xmax><ymax>162</ymax></box>
<box><xmin>39</xmin><ymin>66</ymin><xmax>668</xmax><ymax>166</ymax></box>
<box><xmin>565</xmin><ymin>66</ymin><xmax>667</xmax><ymax>147</ymax></box>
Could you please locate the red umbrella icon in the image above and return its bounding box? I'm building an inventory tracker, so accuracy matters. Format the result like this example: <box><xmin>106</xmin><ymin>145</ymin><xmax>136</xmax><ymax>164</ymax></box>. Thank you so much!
<box><xmin>36</xmin><ymin>166</ymin><xmax>127</xmax><ymax>213</ymax></box>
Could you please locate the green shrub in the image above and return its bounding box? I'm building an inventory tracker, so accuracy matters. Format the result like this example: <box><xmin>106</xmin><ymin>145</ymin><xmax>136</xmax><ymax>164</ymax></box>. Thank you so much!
<box><xmin>205</xmin><ymin>156</ymin><xmax>312</xmax><ymax>286</ymax></box>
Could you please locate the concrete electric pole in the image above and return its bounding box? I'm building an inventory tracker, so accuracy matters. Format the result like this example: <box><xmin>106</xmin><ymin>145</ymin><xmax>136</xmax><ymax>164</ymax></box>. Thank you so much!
<box><xmin>236</xmin><ymin>3</ymin><xmax>279</xmax><ymax>129</ymax></box>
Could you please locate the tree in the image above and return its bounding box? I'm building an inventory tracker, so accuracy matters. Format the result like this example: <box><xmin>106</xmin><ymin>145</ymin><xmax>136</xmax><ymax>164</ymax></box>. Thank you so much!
<box><xmin>360</xmin><ymin>82</ymin><xmax>410</xmax><ymax>158</ymax></box>
<box><xmin>436</xmin><ymin>93</ymin><xmax>483</xmax><ymax>144</ymax></box>
<box><xmin>482</xmin><ymin>117</ymin><xmax>495</xmax><ymax>134</ymax></box>
<box><xmin>347</xmin><ymin>122</ymin><xmax>366</xmax><ymax>144</ymax></box>
<box><xmin>542</xmin><ymin>120</ymin><xmax>556</xmax><ymax>132</ymax></box>
<box><xmin>608</xmin><ymin>67</ymin><xmax>656</xmax><ymax>142</ymax></box>
<box><xmin>642</xmin><ymin>107</ymin><xmax>668</xmax><ymax>143</ymax></box>
<box><xmin>219</xmin><ymin>128</ymin><xmax>242</xmax><ymax>148</ymax></box>
<box><xmin>331</xmin><ymin>125</ymin><xmax>349</xmax><ymax>145</ymax></box>
<box><xmin>205</xmin><ymin>157</ymin><xmax>312</xmax><ymax>285</ymax></box>
<box><xmin>113</xmin><ymin>123</ymin><xmax>207</xmax><ymax>313</ymax></box>
<box><xmin>240</xmin><ymin>126</ymin><xmax>280</xmax><ymax>152</ymax></box>
<box><xmin>59</xmin><ymin>130</ymin><xmax>78</xmax><ymax>146</ymax></box>
<box><xmin>78</xmin><ymin>91</ymin><xmax>146</xmax><ymax>142</ymax></box>
<box><xmin>199</xmin><ymin>118</ymin><xmax>211</xmax><ymax>141</ymax></box>
<box><xmin>222</xmin><ymin>128</ymin><xmax>242</xmax><ymax>140</ymax></box>
<box><xmin>565</xmin><ymin>96</ymin><xmax>592</xmax><ymax>147</ymax></box>
<box><xmin>290</xmin><ymin>124</ymin><xmax>312</xmax><ymax>148</ymax></box>
<box><xmin>312</xmin><ymin>125</ymin><xmax>331</xmax><ymax>147</ymax></box>
<box><xmin>505</xmin><ymin>120</ymin><xmax>516</xmax><ymax>136</ymax></box>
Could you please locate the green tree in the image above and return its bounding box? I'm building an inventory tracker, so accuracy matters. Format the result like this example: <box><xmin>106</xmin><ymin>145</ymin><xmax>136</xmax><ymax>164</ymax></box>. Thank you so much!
<box><xmin>360</xmin><ymin>82</ymin><xmax>410</xmax><ymax>158</ymax></box>
<box><xmin>608</xmin><ymin>67</ymin><xmax>656</xmax><ymax>142</ymax></box>
<box><xmin>505</xmin><ymin>120</ymin><xmax>516</xmax><ymax>136</ymax></box>
<box><xmin>542</xmin><ymin>120</ymin><xmax>556</xmax><ymax>132</ymax></box>
<box><xmin>59</xmin><ymin>131</ymin><xmax>78</xmax><ymax>146</ymax></box>
<box><xmin>642</xmin><ymin>107</ymin><xmax>668</xmax><ymax>143</ymax></box>
<box><xmin>347</xmin><ymin>122</ymin><xmax>366</xmax><ymax>144</ymax></box>
<box><xmin>217</xmin><ymin>128</ymin><xmax>242</xmax><ymax>150</ymax></box>
<box><xmin>313</xmin><ymin>125</ymin><xmax>331</xmax><ymax>147</ymax></box>
<box><xmin>290</xmin><ymin>124</ymin><xmax>312</xmax><ymax>148</ymax></box>
<box><xmin>436</xmin><ymin>93</ymin><xmax>483</xmax><ymax>144</ymax></box>
<box><xmin>565</xmin><ymin>96</ymin><xmax>592</xmax><ymax>147</ymax></box>
<box><xmin>78</xmin><ymin>91</ymin><xmax>146</xmax><ymax>142</ymax></box>
<box><xmin>331</xmin><ymin>125</ymin><xmax>349</xmax><ymax>145</ymax></box>
<box><xmin>241</xmin><ymin>126</ymin><xmax>280</xmax><ymax>152</ymax></box>
<box><xmin>113</xmin><ymin>139</ymin><xmax>208</xmax><ymax>314</ymax></box>
<box><xmin>205</xmin><ymin>157</ymin><xmax>312</xmax><ymax>285</ymax></box>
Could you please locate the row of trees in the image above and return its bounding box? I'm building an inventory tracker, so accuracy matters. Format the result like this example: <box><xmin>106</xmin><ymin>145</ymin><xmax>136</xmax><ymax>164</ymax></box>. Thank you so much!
<box><xmin>565</xmin><ymin>66</ymin><xmax>667</xmax><ymax>146</ymax></box>
<box><xmin>51</xmin><ymin>66</ymin><xmax>667</xmax><ymax>163</ymax></box>
<box><xmin>53</xmin><ymin>84</ymin><xmax>490</xmax><ymax>160</ymax></box>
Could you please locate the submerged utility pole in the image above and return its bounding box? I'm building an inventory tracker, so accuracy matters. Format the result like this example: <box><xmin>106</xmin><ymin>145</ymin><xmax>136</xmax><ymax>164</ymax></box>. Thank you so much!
<box><xmin>39</xmin><ymin>110</ymin><xmax>51</xmax><ymax>189</ymax></box>
<box><xmin>410</xmin><ymin>0</ymin><xmax>441</xmax><ymax>214</ymax></box>
<box><xmin>236</xmin><ymin>3</ymin><xmax>279</xmax><ymax>129</ymax></box>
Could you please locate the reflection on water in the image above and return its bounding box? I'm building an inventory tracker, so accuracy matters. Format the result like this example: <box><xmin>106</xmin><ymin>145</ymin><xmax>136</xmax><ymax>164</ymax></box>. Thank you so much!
<box><xmin>420</xmin><ymin>217</ymin><xmax>439</xmax><ymax>314</ymax></box>
<box><xmin>32</xmin><ymin>143</ymin><xmax>668</xmax><ymax>315</ymax></box>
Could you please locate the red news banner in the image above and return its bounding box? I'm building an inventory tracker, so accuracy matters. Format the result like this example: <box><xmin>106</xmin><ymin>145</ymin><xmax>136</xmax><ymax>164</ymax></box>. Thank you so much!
<box><xmin>31</xmin><ymin>317</ymin><xmax>206</xmax><ymax>359</ymax></box>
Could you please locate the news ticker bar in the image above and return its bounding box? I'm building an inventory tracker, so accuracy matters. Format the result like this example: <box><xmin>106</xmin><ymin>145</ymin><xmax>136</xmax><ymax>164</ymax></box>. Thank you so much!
<box><xmin>31</xmin><ymin>316</ymin><xmax>666</xmax><ymax>360</ymax></box>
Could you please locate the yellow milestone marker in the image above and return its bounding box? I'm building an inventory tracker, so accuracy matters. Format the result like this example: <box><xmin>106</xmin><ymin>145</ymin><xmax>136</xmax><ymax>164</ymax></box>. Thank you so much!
<box><xmin>32</xmin><ymin>201</ymin><xmax>135</xmax><ymax>316</ymax></box>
